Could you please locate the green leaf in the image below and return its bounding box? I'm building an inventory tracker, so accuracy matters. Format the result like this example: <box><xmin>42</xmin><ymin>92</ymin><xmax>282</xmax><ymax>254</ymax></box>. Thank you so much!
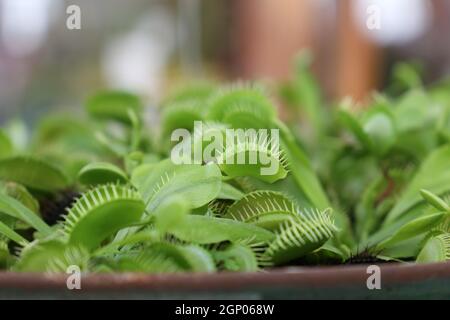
<box><xmin>14</xmin><ymin>239</ymin><xmax>90</xmax><ymax>273</ymax></box>
<box><xmin>393</xmin><ymin>90</ymin><xmax>433</xmax><ymax>133</ymax></box>
<box><xmin>63</xmin><ymin>185</ymin><xmax>145</xmax><ymax>250</ymax></box>
<box><xmin>78</xmin><ymin>162</ymin><xmax>128</xmax><ymax>186</ymax></box>
<box><xmin>161</xmin><ymin>101</ymin><xmax>205</xmax><ymax>138</ymax></box>
<box><xmin>0</xmin><ymin>156</ymin><xmax>70</xmax><ymax>192</ymax></box>
<box><xmin>92</xmin><ymin>229</ymin><xmax>159</xmax><ymax>257</ymax></box>
<box><xmin>178</xmin><ymin>245</ymin><xmax>217</xmax><ymax>272</ymax></box>
<box><xmin>375</xmin><ymin>235</ymin><xmax>423</xmax><ymax>260</ymax></box>
<box><xmin>0</xmin><ymin>241</ymin><xmax>13</xmax><ymax>269</ymax></box>
<box><xmin>213</xmin><ymin>243</ymin><xmax>261</xmax><ymax>272</ymax></box>
<box><xmin>390</xmin><ymin>61</ymin><xmax>423</xmax><ymax>92</ymax></box>
<box><xmin>338</xmin><ymin>103</ymin><xmax>397</xmax><ymax>156</ymax></box>
<box><xmin>218</xmin><ymin>139</ymin><xmax>288</xmax><ymax>184</ymax></box>
<box><xmin>86</xmin><ymin>91</ymin><xmax>142</xmax><ymax>124</ymax></box>
<box><xmin>385</xmin><ymin>145</ymin><xmax>450</xmax><ymax>223</ymax></box>
<box><xmin>116</xmin><ymin>242</ymin><xmax>214</xmax><ymax>273</ymax></box>
<box><xmin>0</xmin><ymin>130</ymin><xmax>13</xmax><ymax>158</ymax></box>
<box><xmin>264</xmin><ymin>209</ymin><xmax>338</xmax><ymax>264</ymax></box>
<box><xmin>128</xmin><ymin>109</ymin><xmax>142</xmax><ymax>152</ymax></box>
<box><xmin>0</xmin><ymin>220</ymin><xmax>28</xmax><ymax>245</ymax></box>
<box><xmin>362</xmin><ymin>107</ymin><xmax>397</xmax><ymax>156</ymax></box>
<box><xmin>377</xmin><ymin>212</ymin><xmax>448</xmax><ymax>250</ymax></box>
<box><xmin>417</xmin><ymin>232</ymin><xmax>450</xmax><ymax>263</ymax></box>
<box><xmin>280</xmin><ymin>51</ymin><xmax>325</xmax><ymax>140</ymax></box>
<box><xmin>276</xmin><ymin>120</ymin><xmax>330</xmax><ymax>210</ymax></box>
<box><xmin>166</xmin><ymin>215</ymin><xmax>275</xmax><ymax>244</ymax></box>
<box><xmin>217</xmin><ymin>183</ymin><xmax>244</xmax><ymax>200</ymax></box>
<box><xmin>420</xmin><ymin>189</ymin><xmax>450</xmax><ymax>213</ymax></box>
<box><xmin>224</xmin><ymin>190</ymin><xmax>297</xmax><ymax>231</ymax></box>
<box><xmin>0</xmin><ymin>193</ymin><xmax>51</xmax><ymax>236</ymax></box>
<box><xmin>206</xmin><ymin>85</ymin><xmax>276</xmax><ymax>128</ymax></box>
<box><xmin>153</xmin><ymin>195</ymin><xmax>190</xmax><ymax>234</ymax></box>
<box><xmin>4</xmin><ymin>119</ymin><xmax>28</xmax><ymax>152</ymax></box>
<box><xmin>164</xmin><ymin>82</ymin><xmax>216</xmax><ymax>105</ymax></box>
<box><xmin>338</xmin><ymin>107</ymin><xmax>372</xmax><ymax>149</ymax></box>
<box><xmin>0</xmin><ymin>182</ymin><xmax>40</xmax><ymax>214</ymax></box>
<box><xmin>132</xmin><ymin>159</ymin><xmax>222</xmax><ymax>212</ymax></box>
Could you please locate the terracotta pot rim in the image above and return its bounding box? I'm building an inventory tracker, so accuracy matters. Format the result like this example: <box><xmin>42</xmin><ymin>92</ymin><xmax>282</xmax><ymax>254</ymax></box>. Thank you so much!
<box><xmin>0</xmin><ymin>261</ymin><xmax>449</xmax><ymax>291</ymax></box>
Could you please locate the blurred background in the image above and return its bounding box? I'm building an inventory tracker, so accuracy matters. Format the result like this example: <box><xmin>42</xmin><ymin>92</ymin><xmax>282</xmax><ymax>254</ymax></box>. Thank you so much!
<box><xmin>0</xmin><ymin>0</ymin><xmax>449</xmax><ymax>122</ymax></box>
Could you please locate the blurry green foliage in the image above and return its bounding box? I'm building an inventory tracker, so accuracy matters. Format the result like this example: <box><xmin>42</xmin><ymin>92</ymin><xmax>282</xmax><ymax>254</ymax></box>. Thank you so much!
<box><xmin>0</xmin><ymin>60</ymin><xmax>449</xmax><ymax>273</ymax></box>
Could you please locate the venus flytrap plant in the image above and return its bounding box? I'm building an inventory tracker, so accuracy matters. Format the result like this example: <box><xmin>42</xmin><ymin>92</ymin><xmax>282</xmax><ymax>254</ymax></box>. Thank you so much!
<box><xmin>0</xmin><ymin>182</ymin><xmax>40</xmax><ymax>233</ymax></box>
<box><xmin>161</xmin><ymin>100</ymin><xmax>206</xmax><ymax>140</ymax></box>
<box><xmin>0</xmin><ymin>156</ymin><xmax>70</xmax><ymax>192</ymax></box>
<box><xmin>216</xmin><ymin>183</ymin><xmax>245</xmax><ymax>201</ymax></box>
<box><xmin>14</xmin><ymin>239</ymin><xmax>90</xmax><ymax>273</ymax></box>
<box><xmin>204</xmin><ymin>84</ymin><xmax>334</xmax><ymax>216</ymax></box>
<box><xmin>78</xmin><ymin>162</ymin><xmax>128</xmax><ymax>186</ymax></box>
<box><xmin>0</xmin><ymin>130</ymin><xmax>14</xmax><ymax>159</ymax></box>
<box><xmin>339</xmin><ymin>103</ymin><xmax>397</xmax><ymax>158</ymax></box>
<box><xmin>86</xmin><ymin>91</ymin><xmax>143</xmax><ymax>125</ymax></box>
<box><xmin>62</xmin><ymin>184</ymin><xmax>145</xmax><ymax>251</ymax></box>
<box><xmin>0</xmin><ymin>59</ymin><xmax>449</xmax><ymax>274</ymax></box>
<box><xmin>333</xmin><ymin>72</ymin><xmax>450</xmax><ymax>258</ymax></box>
<box><xmin>216</xmin><ymin>133</ymin><xmax>289</xmax><ymax>184</ymax></box>
<box><xmin>264</xmin><ymin>209</ymin><xmax>338</xmax><ymax>264</ymax></box>
<box><xmin>0</xmin><ymin>240</ymin><xmax>13</xmax><ymax>269</ymax></box>
<box><xmin>420</xmin><ymin>189</ymin><xmax>450</xmax><ymax>213</ymax></box>
<box><xmin>417</xmin><ymin>233</ymin><xmax>450</xmax><ymax>263</ymax></box>
<box><xmin>163</xmin><ymin>214</ymin><xmax>275</xmax><ymax>245</ymax></box>
<box><xmin>206</xmin><ymin>85</ymin><xmax>276</xmax><ymax>129</ymax></box>
<box><xmin>414</xmin><ymin>191</ymin><xmax>450</xmax><ymax>263</ymax></box>
<box><xmin>131</xmin><ymin>159</ymin><xmax>222</xmax><ymax>212</ymax></box>
<box><xmin>0</xmin><ymin>221</ymin><xmax>29</xmax><ymax>246</ymax></box>
<box><xmin>0</xmin><ymin>194</ymin><xmax>52</xmax><ymax>237</ymax></box>
<box><xmin>224</xmin><ymin>191</ymin><xmax>298</xmax><ymax>230</ymax></box>
<box><xmin>212</xmin><ymin>243</ymin><xmax>268</xmax><ymax>272</ymax></box>
<box><xmin>384</xmin><ymin>145</ymin><xmax>450</xmax><ymax>225</ymax></box>
<box><xmin>115</xmin><ymin>242</ymin><xmax>214</xmax><ymax>273</ymax></box>
<box><xmin>375</xmin><ymin>212</ymin><xmax>448</xmax><ymax>253</ymax></box>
